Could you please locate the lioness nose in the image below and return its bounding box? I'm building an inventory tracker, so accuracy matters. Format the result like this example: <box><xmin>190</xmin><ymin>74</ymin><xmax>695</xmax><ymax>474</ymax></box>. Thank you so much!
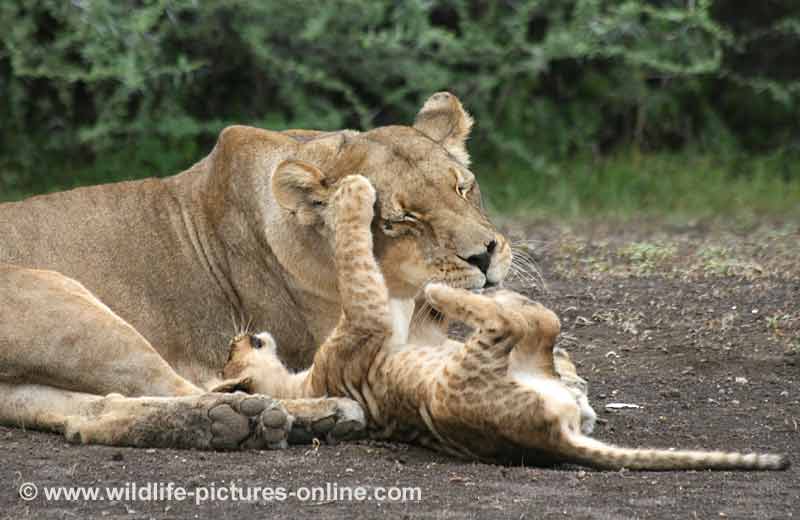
<box><xmin>465</xmin><ymin>240</ymin><xmax>497</xmax><ymax>275</ymax></box>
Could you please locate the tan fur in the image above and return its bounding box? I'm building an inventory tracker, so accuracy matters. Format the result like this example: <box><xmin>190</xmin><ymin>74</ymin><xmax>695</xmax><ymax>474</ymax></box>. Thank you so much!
<box><xmin>0</xmin><ymin>264</ymin><xmax>366</xmax><ymax>449</ymax></box>
<box><xmin>224</xmin><ymin>175</ymin><xmax>789</xmax><ymax>470</ymax></box>
<box><xmin>0</xmin><ymin>93</ymin><xmax>516</xmax><ymax>449</ymax></box>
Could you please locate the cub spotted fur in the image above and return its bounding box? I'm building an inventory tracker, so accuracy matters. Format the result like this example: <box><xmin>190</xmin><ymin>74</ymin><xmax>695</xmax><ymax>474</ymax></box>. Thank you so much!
<box><xmin>222</xmin><ymin>174</ymin><xmax>788</xmax><ymax>470</ymax></box>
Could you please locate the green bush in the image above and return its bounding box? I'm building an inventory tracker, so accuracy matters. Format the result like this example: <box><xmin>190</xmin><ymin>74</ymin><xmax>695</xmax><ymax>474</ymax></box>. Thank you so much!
<box><xmin>1</xmin><ymin>0</ymin><xmax>799</xmax><ymax>201</ymax></box>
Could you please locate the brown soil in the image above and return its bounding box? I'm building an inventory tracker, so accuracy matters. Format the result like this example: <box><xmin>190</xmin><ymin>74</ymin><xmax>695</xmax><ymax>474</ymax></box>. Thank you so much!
<box><xmin>2</xmin><ymin>220</ymin><xmax>799</xmax><ymax>519</ymax></box>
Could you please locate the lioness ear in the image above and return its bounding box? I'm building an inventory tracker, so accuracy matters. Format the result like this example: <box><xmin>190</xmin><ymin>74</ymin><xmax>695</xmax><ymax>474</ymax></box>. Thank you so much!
<box><xmin>271</xmin><ymin>159</ymin><xmax>329</xmax><ymax>225</ymax></box>
<box><xmin>413</xmin><ymin>91</ymin><xmax>474</xmax><ymax>165</ymax></box>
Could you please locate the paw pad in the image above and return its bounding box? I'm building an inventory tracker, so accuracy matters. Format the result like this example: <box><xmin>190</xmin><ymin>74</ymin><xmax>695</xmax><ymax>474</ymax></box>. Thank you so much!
<box><xmin>208</xmin><ymin>396</ymin><xmax>291</xmax><ymax>450</ymax></box>
<box><xmin>287</xmin><ymin>398</ymin><xmax>366</xmax><ymax>445</ymax></box>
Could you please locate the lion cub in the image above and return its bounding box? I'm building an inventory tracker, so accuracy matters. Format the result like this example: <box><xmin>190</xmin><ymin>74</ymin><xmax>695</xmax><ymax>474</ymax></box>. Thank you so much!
<box><xmin>222</xmin><ymin>175</ymin><xmax>788</xmax><ymax>470</ymax></box>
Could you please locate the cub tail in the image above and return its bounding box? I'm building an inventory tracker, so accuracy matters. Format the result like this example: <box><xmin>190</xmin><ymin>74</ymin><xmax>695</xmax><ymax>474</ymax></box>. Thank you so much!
<box><xmin>560</xmin><ymin>429</ymin><xmax>789</xmax><ymax>471</ymax></box>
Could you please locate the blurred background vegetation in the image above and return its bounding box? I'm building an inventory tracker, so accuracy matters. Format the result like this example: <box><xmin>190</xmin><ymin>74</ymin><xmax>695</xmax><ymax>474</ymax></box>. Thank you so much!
<box><xmin>1</xmin><ymin>0</ymin><xmax>798</xmax><ymax>219</ymax></box>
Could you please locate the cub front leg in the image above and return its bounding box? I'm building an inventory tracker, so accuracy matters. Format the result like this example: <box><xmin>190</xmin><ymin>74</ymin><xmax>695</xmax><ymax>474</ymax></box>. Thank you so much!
<box><xmin>212</xmin><ymin>176</ymin><xmax>380</xmax><ymax>441</ymax></box>
<box><xmin>328</xmin><ymin>174</ymin><xmax>392</xmax><ymax>340</ymax></box>
<box><xmin>308</xmin><ymin>175</ymin><xmax>393</xmax><ymax>398</ymax></box>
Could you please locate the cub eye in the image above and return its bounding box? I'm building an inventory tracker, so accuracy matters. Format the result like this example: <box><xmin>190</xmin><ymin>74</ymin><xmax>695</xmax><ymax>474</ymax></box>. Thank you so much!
<box><xmin>456</xmin><ymin>183</ymin><xmax>472</xmax><ymax>199</ymax></box>
<box><xmin>250</xmin><ymin>336</ymin><xmax>263</xmax><ymax>349</ymax></box>
<box><xmin>401</xmin><ymin>212</ymin><xmax>419</xmax><ymax>223</ymax></box>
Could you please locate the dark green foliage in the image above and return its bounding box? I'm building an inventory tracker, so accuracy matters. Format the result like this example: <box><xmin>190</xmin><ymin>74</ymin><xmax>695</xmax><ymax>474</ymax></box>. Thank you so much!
<box><xmin>1</xmin><ymin>0</ymin><xmax>798</xmax><ymax>210</ymax></box>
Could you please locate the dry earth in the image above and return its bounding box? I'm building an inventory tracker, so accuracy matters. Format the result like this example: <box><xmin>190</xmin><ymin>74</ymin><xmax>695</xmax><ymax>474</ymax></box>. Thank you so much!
<box><xmin>2</xmin><ymin>219</ymin><xmax>798</xmax><ymax>519</ymax></box>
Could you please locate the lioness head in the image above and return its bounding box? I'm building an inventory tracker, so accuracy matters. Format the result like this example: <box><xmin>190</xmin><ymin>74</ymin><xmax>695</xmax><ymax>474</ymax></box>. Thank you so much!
<box><xmin>271</xmin><ymin>92</ymin><xmax>511</xmax><ymax>298</ymax></box>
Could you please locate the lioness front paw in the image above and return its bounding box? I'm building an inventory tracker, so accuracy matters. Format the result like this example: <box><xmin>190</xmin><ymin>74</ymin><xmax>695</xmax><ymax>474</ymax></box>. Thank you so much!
<box><xmin>207</xmin><ymin>393</ymin><xmax>292</xmax><ymax>450</ymax></box>
<box><xmin>282</xmin><ymin>397</ymin><xmax>366</xmax><ymax>445</ymax></box>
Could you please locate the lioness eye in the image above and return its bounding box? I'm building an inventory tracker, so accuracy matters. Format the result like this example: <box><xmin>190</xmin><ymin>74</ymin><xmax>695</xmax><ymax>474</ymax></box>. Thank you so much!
<box><xmin>381</xmin><ymin>213</ymin><xmax>418</xmax><ymax>235</ymax></box>
<box><xmin>385</xmin><ymin>213</ymin><xmax>418</xmax><ymax>224</ymax></box>
<box><xmin>456</xmin><ymin>183</ymin><xmax>472</xmax><ymax>199</ymax></box>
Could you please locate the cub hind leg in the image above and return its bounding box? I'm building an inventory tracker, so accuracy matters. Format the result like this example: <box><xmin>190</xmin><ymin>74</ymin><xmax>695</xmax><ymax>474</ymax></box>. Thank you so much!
<box><xmin>424</xmin><ymin>285</ymin><xmax>596</xmax><ymax>434</ymax></box>
<box><xmin>553</xmin><ymin>346</ymin><xmax>596</xmax><ymax>434</ymax></box>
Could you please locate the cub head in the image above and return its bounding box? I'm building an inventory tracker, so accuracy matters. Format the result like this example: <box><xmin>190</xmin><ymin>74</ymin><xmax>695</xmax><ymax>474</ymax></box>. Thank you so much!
<box><xmin>272</xmin><ymin>92</ymin><xmax>512</xmax><ymax>298</ymax></box>
<box><xmin>214</xmin><ymin>332</ymin><xmax>284</xmax><ymax>395</ymax></box>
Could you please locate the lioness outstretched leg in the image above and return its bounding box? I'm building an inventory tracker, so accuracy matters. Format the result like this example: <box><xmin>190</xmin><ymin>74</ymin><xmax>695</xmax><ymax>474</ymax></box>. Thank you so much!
<box><xmin>0</xmin><ymin>382</ymin><xmax>292</xmax><ymax>449</ymax></box>
<box><xmin>1</xmin><ymin>379</ymin><xmax>364</xmax><ymax>449</ymax></box>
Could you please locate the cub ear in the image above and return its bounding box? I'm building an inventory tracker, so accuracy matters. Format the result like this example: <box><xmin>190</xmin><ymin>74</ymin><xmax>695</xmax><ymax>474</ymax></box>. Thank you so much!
<box><xmin>413</xmin><ymin>91</ymin><xmax>474</xmax><ymax>165</ymax></box>
<box><xmin>271</xmin><ymin>159</ymin><xmax>330</xmax><ymax>225</ymax></box>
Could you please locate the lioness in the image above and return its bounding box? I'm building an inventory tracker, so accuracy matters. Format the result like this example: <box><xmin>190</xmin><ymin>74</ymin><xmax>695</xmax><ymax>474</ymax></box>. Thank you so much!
<box><xmin>1</xmin><ymin>93</ymin><xmax>564</xmax><ymax>449</ymax></box>
<box><xmin>221</xmin><ymin>175</ymin><xmax>787</xmax><ymax>470</ymax></box>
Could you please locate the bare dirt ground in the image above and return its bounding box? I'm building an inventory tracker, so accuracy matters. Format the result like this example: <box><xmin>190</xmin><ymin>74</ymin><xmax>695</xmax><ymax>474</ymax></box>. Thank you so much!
<box><xmin>2</xmin><ymin>219</ymin><xmax>798</xmax><ymax>519</ymax></box>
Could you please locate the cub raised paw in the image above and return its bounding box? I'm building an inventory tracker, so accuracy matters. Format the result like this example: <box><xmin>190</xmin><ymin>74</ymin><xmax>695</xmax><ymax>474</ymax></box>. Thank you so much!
<box><xmin>329</xmin><ymin>174</ymin><xmax>376</xmax><ymax>228</ymax></box>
